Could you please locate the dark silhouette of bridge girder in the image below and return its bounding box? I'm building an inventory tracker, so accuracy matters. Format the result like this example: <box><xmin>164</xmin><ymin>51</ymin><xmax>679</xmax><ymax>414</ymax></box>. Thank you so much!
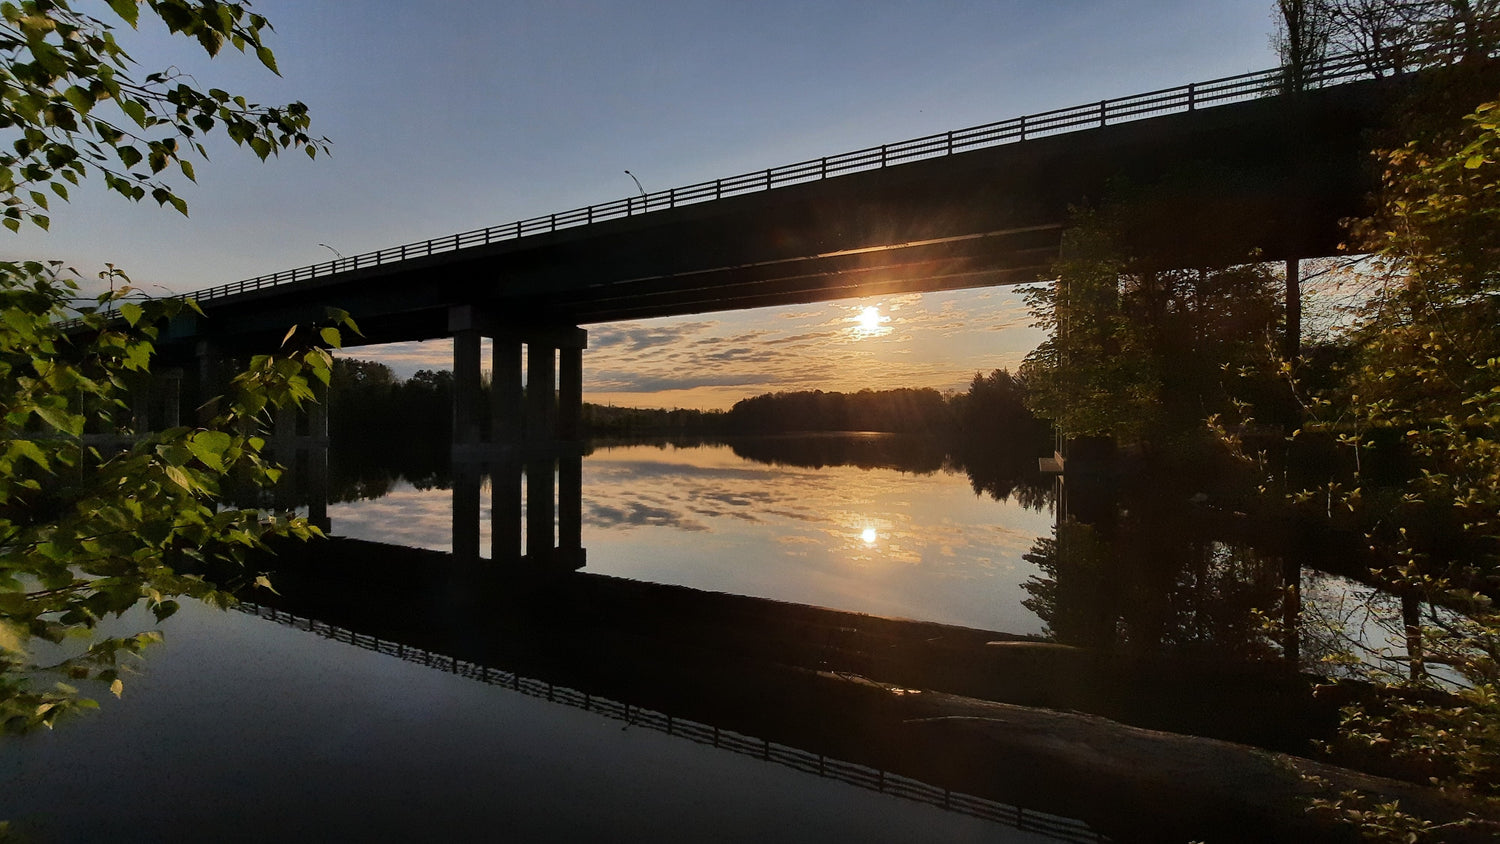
<box><xmin>163</xmin><ymin>74</ymin><xmax>1399</xmax><ymax>357</ymax></box>
<box><xmin>138</xmin><ymin>71</ymin><xmax>1421</xmax><ymax>453</ymax></box>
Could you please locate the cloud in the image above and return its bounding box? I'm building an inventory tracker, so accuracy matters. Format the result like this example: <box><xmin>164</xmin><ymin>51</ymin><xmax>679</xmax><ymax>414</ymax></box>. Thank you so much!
<box><xmin>590</xmin><ymin>321</ymin><xmax>716</xmax><ymax>351</ymax></box>
<box><xmin>344</xmin><ymin>287</ymin><xmax>1047</xmax><ymax>409</ymax></box>
<box><xmin>587</xmin><ymin>369</ymin><xmax>777</xmax><ymax>393</ymax></box>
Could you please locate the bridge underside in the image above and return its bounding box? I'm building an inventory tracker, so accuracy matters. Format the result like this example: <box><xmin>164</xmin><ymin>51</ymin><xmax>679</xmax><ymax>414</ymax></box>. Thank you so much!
<box><xmin>166</xmin><ymin>75</ymin><xmax>1399</xmax><ymax>356</ymax></box>
<box><xmin>140</xmin><ymin>75</ymin><xmax>1413</xmax><ymax>452</ymax></box>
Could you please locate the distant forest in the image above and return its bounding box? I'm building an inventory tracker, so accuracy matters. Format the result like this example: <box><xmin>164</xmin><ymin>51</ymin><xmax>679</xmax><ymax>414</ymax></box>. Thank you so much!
<box><xmin>325</xmin><ymin>358</ymin><xmax>1051</xmax><ymax>451</ymax></box>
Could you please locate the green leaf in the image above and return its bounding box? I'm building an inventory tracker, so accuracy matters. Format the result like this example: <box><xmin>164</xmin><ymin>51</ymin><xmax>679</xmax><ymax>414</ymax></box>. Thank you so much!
<box><xmin>105</xmin><ymin>0</ymin><xmax>140</xmax><ymax>27</ymax></box>
<box><xmin>186</xmin><ymin>430</ymin><xmax>231</xmax><ymax>472</ymax></box>
<box><xmin>163</xmin><ymin>465</ymin><xmax>197</xmax><ymax>493</ymax></box>
<box><xmin>34</xmin><ymin>405</ymin><xmax>83</xmax><ymax>437</ymax></box>
<box><xmin>120</xmin><ymin>100</ymin><xmax>148</xmax><ymax>128</ymax></box>
<box><xmin>319</xmin><ymin>327</ymin><xmax>341</xmax><ymax>347</ymax></box>
<box><xmin>255</xmin><ymin>45</ymin><xmax>280</xmax><ymax>75</ymax></box>
<box><xmin>119</xmin><ymin>301</ymin><xmax>143</xmax><ymax>326</ymax></box>
<box><xmin>0</xmin><ymin>618</ymin><xmax>27</xmax><ymax>654</ymax></box>
<box><xmin>63</xmin><ymin>85</ymin><xmax>93</xmax><ymax>115</ymax></box>
<box><xmin>9</xmin><ymin>438</ymin><xmax>49</xmax><ymax>470</ymax></box>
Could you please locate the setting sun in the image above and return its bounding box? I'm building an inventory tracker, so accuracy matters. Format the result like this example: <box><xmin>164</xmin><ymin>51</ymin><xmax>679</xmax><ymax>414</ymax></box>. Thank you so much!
<box><xmin>857</xmin><ymin>306</ymin><xmax>883</xmax><ymax>331</ymax></box>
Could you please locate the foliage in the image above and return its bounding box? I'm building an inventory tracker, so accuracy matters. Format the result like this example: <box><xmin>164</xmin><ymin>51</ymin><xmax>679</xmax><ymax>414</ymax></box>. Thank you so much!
<box><xmin>1019</xmin><ymin>210</ymin><xmax>1287</xmax><ymax>445</ymax></box>
<box><xmin>1277</xmin><ymin>1</ymin><xmax>1500</xmax><ymax>80</ymax></box>
<box><xmin>1279</xmin><ymin>94</ymin><xmax>1500</xmax><ymax>840</ymax></box>
<box><xmin>1275</xmin><ymin>0</ymin><xmax>1335</xmax><ymax>92</ymax></box>
<box><xmin>0</xmin><ymin>0</ymin><xmax>328</xmax><ymax>229</ymax></box>
<box><xmin>0</xmin><ymin>262</ymin><xmax>355</xmax><ymax>731</ymax></box>
<box><xmin>726</xmin><ymin>386</ymin><xmax>953</xmax><ymax>435</ymax></box>
<box><xmin>0</xmin><ymin>0</ymin><xmax>333</xmax><ymax>733</ymax></box>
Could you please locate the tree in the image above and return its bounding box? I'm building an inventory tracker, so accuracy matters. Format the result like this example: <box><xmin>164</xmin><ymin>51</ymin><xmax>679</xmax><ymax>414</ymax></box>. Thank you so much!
<box><xmin>1275</xmin><ymin>0</ymin><xmax>1335</xmax><ymax>92</ymax></box>
<box><xmin>0</xmin><ymin>0</ymin><xmax>336</xmax><ymax>734</ymax></box>
<box><xmin>1282</xmin><ymin>94</ymin><xmax>1500</xmax><ymax>842</ymax></box>
<box><xmin>0</xmin><ymin>0</ymin><xmax>327</xmax><ymax>229</ymax></box>
<box><xmin>1019</xmin><ymin>210</ymin><xmax>1286</xmax><ymax>447</ymax></box>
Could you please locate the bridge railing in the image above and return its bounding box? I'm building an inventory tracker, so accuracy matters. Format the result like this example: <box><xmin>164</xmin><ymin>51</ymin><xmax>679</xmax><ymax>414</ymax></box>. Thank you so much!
<box><xmin>181</xmin><ymin>41</ymin><xmax>1461</xmax><ymax>306</ymax></box>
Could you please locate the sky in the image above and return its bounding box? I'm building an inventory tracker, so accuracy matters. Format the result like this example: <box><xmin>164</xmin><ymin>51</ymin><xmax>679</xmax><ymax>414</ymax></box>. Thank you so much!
<box><xmin>8</xmin><ymin>1</ymin><xmax>1287</xmax><ymax>409</ymax></box>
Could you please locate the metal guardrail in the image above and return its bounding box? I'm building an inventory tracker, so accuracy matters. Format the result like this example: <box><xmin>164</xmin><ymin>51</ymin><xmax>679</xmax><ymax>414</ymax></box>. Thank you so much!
<box><xmin>237</xmin><ymin>601</ymin><xmax>1109</xmax><ymax>843</ymax></box>
<box><xmin>179</xmin><ymin>43</ymin><xmax>1460</xmax><ymax>306</ymax></box>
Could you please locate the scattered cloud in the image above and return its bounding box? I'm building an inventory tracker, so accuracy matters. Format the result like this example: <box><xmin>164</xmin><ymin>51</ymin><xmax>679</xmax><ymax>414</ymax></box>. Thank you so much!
<box><xmin>345</xmin><ymin>286</ymin><xmax>1046</xmax><ymax>410</ymax></box>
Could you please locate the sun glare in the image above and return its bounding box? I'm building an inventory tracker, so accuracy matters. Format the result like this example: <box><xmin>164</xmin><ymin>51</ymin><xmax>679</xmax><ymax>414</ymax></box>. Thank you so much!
<box><xmin>852</xmin><ymin>305</ymin><xmax>889</xmax><ymax>337</ymax></box>
<box><xmin>861</xmin><ymin>527</ymin><xmax>878</xmax><ymax>545</ymax></box>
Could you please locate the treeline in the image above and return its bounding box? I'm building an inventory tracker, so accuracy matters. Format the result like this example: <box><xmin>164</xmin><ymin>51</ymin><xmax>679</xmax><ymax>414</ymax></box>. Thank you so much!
<box><xmin>722</xmin><ymin>371</ymin><xmax>1051</xmax><ymax>447</ymax></box>
<box><xmin>322</xmin><ymin>358</ymin><xmax>1052</xmax><ymax>454</ymax></box>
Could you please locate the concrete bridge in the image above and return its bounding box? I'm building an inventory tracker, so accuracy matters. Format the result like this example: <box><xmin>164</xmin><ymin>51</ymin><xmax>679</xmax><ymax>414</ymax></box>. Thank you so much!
<box><xmin>141</xmin><ymin>51</ymin><xmax>1424</xmax><ymax>450</ymax></box>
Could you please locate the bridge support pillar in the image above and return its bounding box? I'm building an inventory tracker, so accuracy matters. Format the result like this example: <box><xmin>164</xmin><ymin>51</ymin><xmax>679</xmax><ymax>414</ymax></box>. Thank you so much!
<box><xmin>526</xmin><ymin>344</ymin><xmax>556</xmax><ymax>442</ymax></box>
<box><xmin>308</xmin><ymin>379</ymin><xmax>329</xmax><ymax>443</ymax></box>
<box><xmin>448</xmin><ymin>306</ymin><xmax>586</xmax><ymax>450</ymax></box>
<box><xmin>558</xmin><ymin>344</ymin><xmax>583</xmax><ymax>442</ymax></box>
<box><xmin>194</xmin><ymin>341</ymin><xmax>225</xmax><ymax>425</ymax></box>
<box><xmin>273</xmin><ymin>402</ymin><xmax>298</xmax><ymax>456</ymax></box>
<box><xmin>452</xmin><ymin>327</ymin><xmax>483</xmax><ymax>447</ymax></box>
<box><xmin>492</xmin><ymin>336</ymin><xmax>523</xmax><ymax>444</ymax></box>
<box><xmin>161</xmin><ymin>369</ymin><xmax>182</xmax><ymax>430</ymax></box>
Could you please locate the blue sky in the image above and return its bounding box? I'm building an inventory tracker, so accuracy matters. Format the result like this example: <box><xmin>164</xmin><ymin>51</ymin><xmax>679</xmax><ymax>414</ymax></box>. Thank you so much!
<box><xmin>9</xmin><ymin>1</ymin><xmax>1286</xmax><ymax>408</ymax></box>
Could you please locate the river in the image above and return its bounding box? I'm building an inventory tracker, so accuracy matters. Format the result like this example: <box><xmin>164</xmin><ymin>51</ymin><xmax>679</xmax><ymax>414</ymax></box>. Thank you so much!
<box><xmin>1</xmin><ymin>435</ymin><xmax>1105</xmax><ymax>843</ymax></box>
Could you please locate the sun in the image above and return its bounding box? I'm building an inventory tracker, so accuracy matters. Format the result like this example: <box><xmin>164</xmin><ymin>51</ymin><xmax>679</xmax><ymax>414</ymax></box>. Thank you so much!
<box><xmin>852</xmin><ymin>305</ymin><xmax>891</xmax><ymax>337</ymax></box>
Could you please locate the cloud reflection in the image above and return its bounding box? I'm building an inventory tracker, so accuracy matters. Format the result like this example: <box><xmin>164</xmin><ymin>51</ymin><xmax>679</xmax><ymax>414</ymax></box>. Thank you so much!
<box><xmin>580</xmin><ymin>443</ymin><xmax>1054</xmax><ymax>631</ymax></box>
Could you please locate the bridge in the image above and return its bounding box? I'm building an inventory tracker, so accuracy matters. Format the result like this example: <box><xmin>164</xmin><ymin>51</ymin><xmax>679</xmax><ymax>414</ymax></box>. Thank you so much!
<box><xmin>137</xmin><ymin>49</ymin><xmax>1426</xmax><ymax>451</ymax></box>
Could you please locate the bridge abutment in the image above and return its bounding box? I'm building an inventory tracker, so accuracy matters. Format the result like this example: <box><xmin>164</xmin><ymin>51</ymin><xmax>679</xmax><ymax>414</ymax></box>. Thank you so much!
<box><xmin>448</xmin><ymin>305</ymin><xmax>587</xmax><ymax>453</ymax></box>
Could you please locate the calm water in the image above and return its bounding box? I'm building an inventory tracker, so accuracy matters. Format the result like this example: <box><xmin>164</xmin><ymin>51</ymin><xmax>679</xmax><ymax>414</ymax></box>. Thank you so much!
<box><xmin>1</xmin><ymin>436</ymin><xmax>1086</xmax><ymax>842</ymax></box>
<box><xmin>330</xmin><ymin>438</ymin><xmax>1054</xmax><ymax>633</ymax></box>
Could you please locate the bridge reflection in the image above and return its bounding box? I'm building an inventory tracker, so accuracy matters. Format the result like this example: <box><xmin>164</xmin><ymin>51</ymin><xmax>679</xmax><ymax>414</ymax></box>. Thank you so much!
<box><xmin>235</xmin><ymin>598</ymin><xmax>1105</xmax><ymax>844</ymax></box>
<box><xmin>246</xmin><ymin>530</ymin><xmax>1351</xmax><ymax>842</ymax></box>
<box><xmin>451</xmin><ymin>450</ymin><xmax>586</xmax><ymax>570</ymax></box>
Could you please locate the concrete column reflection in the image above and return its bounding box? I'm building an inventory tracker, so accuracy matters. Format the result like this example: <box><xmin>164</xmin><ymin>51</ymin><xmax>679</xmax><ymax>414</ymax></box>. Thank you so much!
<box><xmin>491</xmin><ymin>458</ymin><xmax>522</xmax><ymax>564</ymax></box>
<box><xmin>305</xmin><ymin>444</ymin><xmax>330</xmax><ymax>533</ymax></box>
<box><xmin>453</xmin><ymin>459</ymin><xmax>482</xmax><ymax>563</ymax></box>
<box><xmin>526</xmin><ymin>455</ymin><xmax>555</xmax><ymax>563</ymax></box>
<box><xmin>558</xmin><ymin>451</ymin><xmax>583</xmax><ymax>566</ymax></box>
<box><xmin>451</xmin><ymin>453</ymin><xmax>584</xmax><ymax>571</ymax></box>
